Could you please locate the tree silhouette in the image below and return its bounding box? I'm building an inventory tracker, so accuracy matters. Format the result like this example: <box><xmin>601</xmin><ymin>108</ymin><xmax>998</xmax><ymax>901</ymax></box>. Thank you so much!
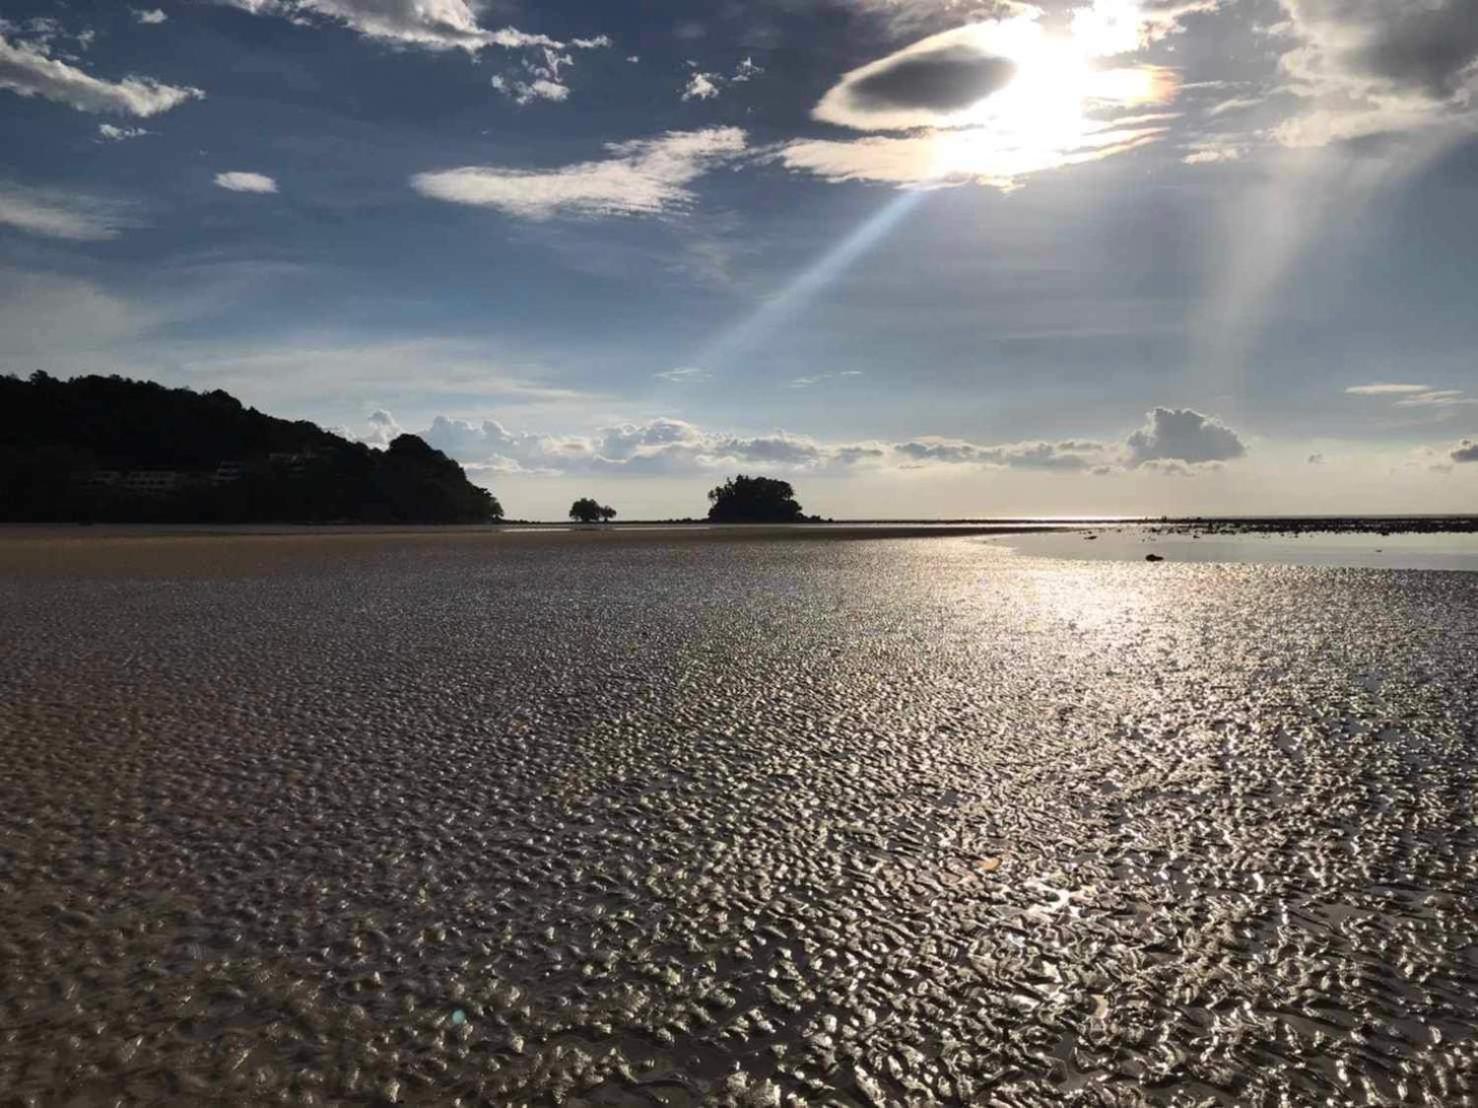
<box><xmin>569</xmin><ymin>497</ymin><xmax>615</xmax><ymax>523</ymax></box>
<box><xmin>0</xmin><ymin>372</ymin><xmax>504</xmax><ymax>524</ymax></box>
<box><xmin>706</xmin><ymin>475</ymin><xmax>809</xmax><ymax>523</ymax></box>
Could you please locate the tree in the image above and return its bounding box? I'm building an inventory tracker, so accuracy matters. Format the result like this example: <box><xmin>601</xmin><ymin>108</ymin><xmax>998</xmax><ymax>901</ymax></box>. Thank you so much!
<box><xmin>570</xmin><ymin>497</ymin><xmax>614</xmax><ymax>523</ymax></box>
<box><xmin>706</xmin><ymin>475</ymin><xmax>809</xmax><ymax>523</ymax></box>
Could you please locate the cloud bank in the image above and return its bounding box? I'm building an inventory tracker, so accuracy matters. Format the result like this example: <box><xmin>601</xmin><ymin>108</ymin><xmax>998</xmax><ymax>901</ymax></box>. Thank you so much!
<box><xmin>354</xmin><ymin>407</ymin><xmax>1250</xmax><ymax>478</ymax></box>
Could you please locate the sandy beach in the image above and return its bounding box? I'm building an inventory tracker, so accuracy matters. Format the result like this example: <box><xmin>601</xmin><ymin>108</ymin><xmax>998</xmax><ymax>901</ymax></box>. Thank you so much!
<box><xmin>3</xmin><ymin>528</ymin><xmax>1476</xmax><ymax>1104</ymax></box>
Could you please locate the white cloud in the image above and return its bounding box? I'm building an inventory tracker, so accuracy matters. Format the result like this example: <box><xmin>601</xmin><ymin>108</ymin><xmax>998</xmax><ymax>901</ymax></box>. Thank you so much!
<box><xmin>1124</xmin><ymin>407</ymin><xmax>1246</xmax><ymax>466</ymax></box>
<box><xmin>679</xmin><ymin>57</ymin><xmax>764</xmax><ymax>102</ymax></box>
<box><xmin>97</xmin><ymin>123</ymin><xmax>151</xmax><ymax>141</ymax></box>
<box><xmin>682</xmin><ymin>71</ymin><xmax>721</xmax><ymax>101</ymax></box>
<box><xmin>1346</xmin><ymin>382</ymin><xmax>1431</xmax><ymax>395</ymax></box>
<box><xmin>361</xmin><ymin>408</ymin><xmax>403</xmax><ymax>448</ymax></box>
<box><xmin>491</xmin><ymin>74</ymin><xmax>568</xmax><ymax>105</ymax></box>
<box><xmin>411</xmin><ymin>127</ymin><xmax>747</xmax><ymax>221</ymax></box>
<box><xmin>217</xmin><ymin>0</ymin><xmax>610</xmax><ymax>58</ymax></box>
<box><xmin>133</xmin><ymin>9</ymin><xmax>168</xmax><ymax>24</ymax></box>
<box><xmin>0</xmin><ymin>33</ymin><xmax>203</xmax><ymax>116</ymax></box>
<box><xmin>1182</xmin><ymin>144</ymin><xmax>1244</xmax><ymax>165</ymax></box>
<box><xmin>0</xmin><ymin>183</ymin><xmax>134</xmax><ymax>240</ymax></box>
<box><xmin>214</xmin><ymin>171</ymin><xmax>278</xmax><ymax>193</ymax></box>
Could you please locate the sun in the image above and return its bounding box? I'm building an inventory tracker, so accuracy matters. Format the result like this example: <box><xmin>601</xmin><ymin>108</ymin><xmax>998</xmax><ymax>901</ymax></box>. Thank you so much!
<box><xmin>925</xmin><ymin>15</ymin><xmax>1175</xmax><ymax>185</ymax></box>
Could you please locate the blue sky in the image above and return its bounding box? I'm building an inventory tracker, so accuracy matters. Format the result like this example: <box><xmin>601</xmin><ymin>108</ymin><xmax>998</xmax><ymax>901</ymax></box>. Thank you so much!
<box><xmin>2</xmin><ymin>0</ymin><xmax>1476</xmax><ymax>518</ymax></box>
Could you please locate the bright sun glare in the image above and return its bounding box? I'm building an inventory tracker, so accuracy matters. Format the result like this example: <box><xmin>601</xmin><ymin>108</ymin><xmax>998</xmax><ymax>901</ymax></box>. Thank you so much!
<box><xmin>922</xmin><ymin>12</ymin><xmax>1174</xmax><ymax>185</ymax></box>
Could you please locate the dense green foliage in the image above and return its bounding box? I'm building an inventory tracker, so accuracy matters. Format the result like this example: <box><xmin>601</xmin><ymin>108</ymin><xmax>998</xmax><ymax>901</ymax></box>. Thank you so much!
<box><xmin>568</xmin><ymin>498</ymin><xmax>616</xmax><ymax>523</ymax></box>
<box><xmin>706</xmin><ymin>475</ymin><xmax>812</xmax><ymax>523</ymax></box>
<box><xmin>0</xmin><ymin>373</ymin><xmax>503</xmax><ymax>524</ymax></box>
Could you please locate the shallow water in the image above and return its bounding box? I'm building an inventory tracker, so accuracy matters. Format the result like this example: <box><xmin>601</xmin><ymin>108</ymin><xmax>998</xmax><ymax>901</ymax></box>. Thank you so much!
<box><xmin>998</xmin><ymin>527</ymin><xmax>1478</xmax><ymax>572</ymax></box>
<box><xmin>2</xmin><ymin>533</ymin><xmax>1476</xmax><ymax>1105</ymax></box>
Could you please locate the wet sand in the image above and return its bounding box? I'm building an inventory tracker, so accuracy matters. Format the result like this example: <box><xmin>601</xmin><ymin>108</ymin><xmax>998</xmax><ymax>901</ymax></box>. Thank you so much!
<box><xmin>2</xmin><ymin>529</ymin><xmax>1476</xmax><ymax>1104</ymax></box>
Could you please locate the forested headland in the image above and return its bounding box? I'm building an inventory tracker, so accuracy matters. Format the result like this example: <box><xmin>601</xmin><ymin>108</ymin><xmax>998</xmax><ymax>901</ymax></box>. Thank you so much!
<box><xmin>0</xmin><ymin>373</ymin><xmax>502</xmax><ymax>524</ymax></box>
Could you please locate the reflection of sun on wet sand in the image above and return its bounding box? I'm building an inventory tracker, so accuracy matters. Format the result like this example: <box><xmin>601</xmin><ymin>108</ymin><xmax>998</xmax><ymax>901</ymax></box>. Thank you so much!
<box><xmin>0</xmin><ymin>523</ymin><xmax>1056</xmax><ymax>576</ymax></box>
<box><xmin>3</xmin><ymin>527</ymin><xmax>1476</xmax><ymax>1103</ymax></box>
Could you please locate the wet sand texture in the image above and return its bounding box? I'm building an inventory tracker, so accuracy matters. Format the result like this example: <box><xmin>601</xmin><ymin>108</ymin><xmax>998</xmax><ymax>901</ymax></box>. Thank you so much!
<box><xmin>2</xmin><ymin>531</ymin><xmax>1476</xmax><ymax>1105</ymax></box>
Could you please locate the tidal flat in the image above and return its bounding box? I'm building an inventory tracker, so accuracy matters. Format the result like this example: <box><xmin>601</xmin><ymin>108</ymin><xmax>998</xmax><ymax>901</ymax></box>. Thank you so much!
<box><xmin>2</xmin><ymin>528</ymin><xmax>1476</xmax><ymax>1105</ymax></box>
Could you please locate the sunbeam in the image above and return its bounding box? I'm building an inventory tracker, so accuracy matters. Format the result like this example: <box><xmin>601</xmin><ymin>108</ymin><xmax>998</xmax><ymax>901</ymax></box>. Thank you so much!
<box><xmin>689</xmin><ymin>190</ymin><xmax>927</xmax><ymax>374</ymax></box>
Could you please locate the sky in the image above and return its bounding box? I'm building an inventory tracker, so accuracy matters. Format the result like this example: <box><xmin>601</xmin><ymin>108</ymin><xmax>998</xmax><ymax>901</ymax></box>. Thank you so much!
<box><xmin>1</xmin><ymin>0</ymin><xmax>1476</xmax><ymax>519</ymax></box>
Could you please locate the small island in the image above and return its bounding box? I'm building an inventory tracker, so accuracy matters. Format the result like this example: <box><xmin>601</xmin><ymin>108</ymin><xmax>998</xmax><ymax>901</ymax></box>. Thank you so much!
<box><xmin>0</xmin><ymin>373</ymin><xmax>502</xmax><ymax>524</ymax></box>
<box><xmin>706</xmin><ymin>475</ymin><xmax>818</xmax><ymax>523</ymax></box>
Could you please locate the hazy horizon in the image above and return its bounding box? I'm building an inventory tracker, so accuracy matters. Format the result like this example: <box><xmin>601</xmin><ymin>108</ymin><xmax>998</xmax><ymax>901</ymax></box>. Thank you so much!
<box><xmin>3</xmin><ymin>0</ymin><xmax>1476</xmax><ymax>520</ymax></box>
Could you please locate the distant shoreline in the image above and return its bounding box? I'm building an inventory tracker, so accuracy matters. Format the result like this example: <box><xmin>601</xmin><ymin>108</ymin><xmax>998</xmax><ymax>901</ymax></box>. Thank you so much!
<box><xmin>2</xmin><ymin>515</ymin><xmax>1476</xmax><ymax>538</ymax></box>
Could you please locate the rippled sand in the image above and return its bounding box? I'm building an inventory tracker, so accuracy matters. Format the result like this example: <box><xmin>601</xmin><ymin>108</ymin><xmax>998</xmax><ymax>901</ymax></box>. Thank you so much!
<box><xmin>2</xmin><ymin>529</ymin><xmax>1476</xmax><ymax>1105</ymax></box>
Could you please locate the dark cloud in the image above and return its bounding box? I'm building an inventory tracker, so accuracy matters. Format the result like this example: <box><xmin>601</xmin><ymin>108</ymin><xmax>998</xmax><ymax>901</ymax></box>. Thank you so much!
<box><xmin>1125</xmin><ymin>407</ymin><xmax>1246</xmax><ymax>467</ymax></box>
<box><xmin>1452</xmin><ymin>440</ymin><xmax>1478</xmax><ymax>464</ymax></box>
<box><xmin>1286</xmin><ymin>0</ymin><xmax>1478</xmax><ymax>100</ymax></box>
<box><xmin>846</xmin><ymin>45</ymin><xmax>1016</xmax><ymax>114</ymax></box>
<box><xmin>1352</xmin><ymin>1</ymin><xmax>1478</xmax><ymax>98</ymax></box>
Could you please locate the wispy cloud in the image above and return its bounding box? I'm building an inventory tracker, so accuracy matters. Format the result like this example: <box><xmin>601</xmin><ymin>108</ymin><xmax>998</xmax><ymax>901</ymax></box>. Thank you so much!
<box><xmin>132</xmin><ymin>8</ymin><xmax>168</xmax><ymax>24</ymax></box>
<box><xmin>1395</xmin><ymin>390</ymin><xmax>1478</xmax><ymax>409</ymax></box>
<box><xmin>1346</xmin><ymin>382</ymin><xmax>1430</xmax><ymax>395</ymax></box>
<box><xmin>1347</xmin><ymin>382</ymin><xmax>1476</xmax><ymax>408</ymax></box>
<box><xmin>217</xmin><ymin>0</ymin><xmax>540</xmax><ymax>53</ymax></box>
<box><xmin>789</xmin><ymin>370</ymin><xmax>862</xmax><ymax>388</ymax></box>
<box><xmin>411</xmin><ymin>128</ymin><xmax>747</xmax><ymax>221</ymax></box>
<box><xmin>654</xmin><ymin>366</ymin><xmax>710</xmax><ymax>383</ymax></box>
<box><xmin>97</xmin><ymin>123</ymin><xmax>151</xmax><ymax>142</ymax></box>
<box><xmin>0</xmin><ymin>182</ymin><xmax>136</xmax><ymax>240</ymax></box>
<box><xmin>0</xmin><ymin>32</ymin><xmax>203</xmax><ymax>116</ymax></box>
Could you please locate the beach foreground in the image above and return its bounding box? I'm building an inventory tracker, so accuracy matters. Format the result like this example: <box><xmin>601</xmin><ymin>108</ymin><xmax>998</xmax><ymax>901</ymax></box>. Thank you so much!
<box><xmin>2</xmin><ymin>529</ymin><xmax>1476</xmax><ymax>1105</ymax></box>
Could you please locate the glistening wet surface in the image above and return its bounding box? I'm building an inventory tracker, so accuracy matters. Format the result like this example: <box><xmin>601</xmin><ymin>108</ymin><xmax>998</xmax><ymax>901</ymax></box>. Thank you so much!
<box><xmin>2</xmin><ymin>531</ymin><xmax>1476</xmax><ymax>1106</ymax></box>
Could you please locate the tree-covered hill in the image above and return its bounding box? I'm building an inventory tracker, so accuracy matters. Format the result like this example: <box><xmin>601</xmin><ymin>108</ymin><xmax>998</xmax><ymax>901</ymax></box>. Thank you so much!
<box><xmin>0</xmin><ymin>373</ymin><xmax>502</xmax><ymax>524</ymax></box>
